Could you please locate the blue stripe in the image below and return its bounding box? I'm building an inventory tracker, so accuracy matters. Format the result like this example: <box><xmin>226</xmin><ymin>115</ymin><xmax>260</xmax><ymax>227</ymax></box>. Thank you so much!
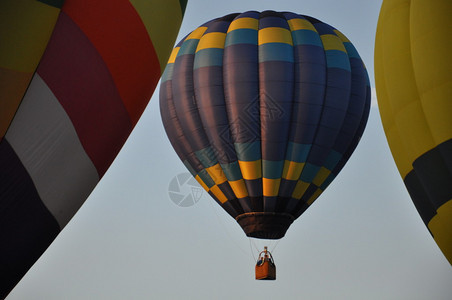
<box><xmin>343</xmin><ymin>42</ymin><xmax>360</xmax><ymax>59</ymax></box>
<box><xmin>323</xmin><ymin>150</ymin><xmax>342</xmax><ymax>170</ymax></box>
<box><xmin>198</xmin><ymin>169</ymin><xmax>215</xmax><ymax>188</ymax></box>
<box><xmin>259</xmin><ymin>43</ymin><xmax>294</xmax><ymax>62</ymax></box>
<box><xmin>161</xmin><ymin>63</ymin><xmax>174</xmax><ymax>83</ymax></box>
<box><xmin>325</xmin><ymin>50</ymin><xmax>351</xmax><ymax>71</ymax></box>
<box><xmin>195</xmin><ymin>147</ymin><xmax>217</xmax><ymax>167</ymax></box>
<box><xmin>286</xmin><ymin>142</ymin><xmax>311</xmax><ymax>163</ymax></box>
<box><xmin>225</xmin><ymin>29</ymin><xmax>257</xmax><ymax>47</ymax></box>
<box><xmin>299</xmin><ymin>163</ymin><xmax>320</xmax><ymax>182</ymax></box>
<box><xmin>320</xmin><ymin>173</ymin><xmax>336</xmax><ymax>190</ymax></box>
<box><xmin>178</xmin><ymin>39</ymin><xmax>199</xmax><ymax>56</ymax></box>
<box><xmin>235</xmin><ymin>142</ymin><xmax>261</xmax><ymax>161</ymax></box>
<box><xmin>291</xmin><ymin>30</ymin><xmax>322</xmax><ymax>47</ymax></box>
<box><xmin>194</xmin><ymin>48</ymin><xmax>224</xmax><ymax>69</ymax></box>
<box><xmin>220</xmin><ymin>161</ymin><xmax>242</xmax><ymax>181</ymax></box>
<box><xmin>263</xmin><ymin>160</ymin><xmax>284</xmax><ymax>179</ymax></box>
<box><xmin>183</xmin><ymin>160</ymin><xmax>197</xmax><ymax>176</ymax></box>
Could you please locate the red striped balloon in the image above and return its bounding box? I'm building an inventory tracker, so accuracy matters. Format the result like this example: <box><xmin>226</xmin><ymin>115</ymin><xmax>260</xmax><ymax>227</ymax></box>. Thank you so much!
<box><xmin>0</xmin><ymin>0</ymin><xmax>186</xmax><ymax>297</ymax></box>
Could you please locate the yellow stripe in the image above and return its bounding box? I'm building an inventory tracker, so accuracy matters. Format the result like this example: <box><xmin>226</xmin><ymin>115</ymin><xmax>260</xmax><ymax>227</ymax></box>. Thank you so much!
<box><xmin>227</xmin><ymin>17</ymin><xmax>259</xmax><ymax>32</ymax></box>
<box><xmin>0</xmin><ymin>0</ymin><xmax>60</xmax><ymax>72</ymax></box>
<box><xmin>292</xmin><ymin>180</ymin><xmax>310</xmax><ymax>199</ymax></box>
<box><xmin>263</xmin><ymin>178</ymin><xmax>281</xmax><ymax>197</ymax></box>
<box><xmin>306</xmin><ymin>188</ymin><xmax>322</xmax><ymax>205</ymax></box>
<box><xmin>167</xmin><ymin>47</ymin><xmax>180</xmax><ymax>64</ymax></box>
<box><xmin>196</xmin><ymin>32</ymin><xmax>226</xmax><ymax>52</ymax></box>
<box><xmin>130</xmin><ymin>0</ymin><xmax>183</xmax><ymax>73</ymax></box>
<box><xmin>312</xmin><ymin>167</ymin><xmax>331</xmax><ymax>187</ymax></box>
<box><xmin>238</xmin><ymin>160</ymin><xmax>262</xmax><ymax>180</ymax></box>
<box><xmin>210</xmin><ymin>185</ymin><xmax>228</xmax><ymax>204</ymax></box>
<box><xmin>320</xmin><ymin>34</ymin><xmax>346</xmax><ymax>52</ymax></box>
<box><xmin>282</xmin><ymin>160</ymin><xmax>304</xmax><ymax>181</ymax></box>
<box><xmin>186</xmin><ymin>26</ymin><xmax>208</xmax><ymax>40</ymax></box>
<box><xmin>229</xmin><ymin>179</ymin><xmax>248</xmax><ymax>198</ymax></box>
<box><xmin>258</xmin><ymin>27</ymin><xmax>293</xmax><ymax>45</ymax></box>
<box><xmin>195</xmin><ymin>175</ymin><xmax>209</xmax><ymax>191</ymax></box>
<box><xmin>206</xmin><ymin>163</ymin><xmax>227</xmax><ymax>185</ymax></box>
<box><xmin>287</xmin><ymin>18</ymin><xmax>316</xmax><ymax>32</ymax></box>
<box><xmin>428</xmin><ymin>199</ymin><xmax>452</xmax><ymax>264</ymax></box>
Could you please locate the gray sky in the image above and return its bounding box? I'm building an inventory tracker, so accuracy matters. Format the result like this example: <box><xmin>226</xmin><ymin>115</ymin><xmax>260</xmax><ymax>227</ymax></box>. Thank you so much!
<box><xmin>8</xmin><ymin>1</ymin><xmax>452</xmax><ymax>299</ymax></box>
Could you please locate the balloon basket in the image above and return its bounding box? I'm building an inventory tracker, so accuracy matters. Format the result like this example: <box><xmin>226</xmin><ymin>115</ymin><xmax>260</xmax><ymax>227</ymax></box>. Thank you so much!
<box><xmin>255</xmin><ymin>247</ymin><xmax>276</xmax><ymax>280</ymax></box>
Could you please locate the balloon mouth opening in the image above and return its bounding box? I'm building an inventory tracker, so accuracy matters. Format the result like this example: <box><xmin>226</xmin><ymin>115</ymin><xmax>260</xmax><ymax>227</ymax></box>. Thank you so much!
<box><xmin>236</xmin><ymin>212</ymin><xmax>295</xmax><ymax>239</ymax></box>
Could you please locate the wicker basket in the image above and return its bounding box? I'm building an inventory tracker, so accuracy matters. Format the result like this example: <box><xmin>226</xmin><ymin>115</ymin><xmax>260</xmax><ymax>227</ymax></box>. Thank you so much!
<box><xmin>255</xmin><ymin>260</ymin><xmax>276</xmax><ymax>280</ymax></box>
<box><xmin>255</xmin><ymin>247</ymin><xmax>276</xmax><ymax>280</ymax></box>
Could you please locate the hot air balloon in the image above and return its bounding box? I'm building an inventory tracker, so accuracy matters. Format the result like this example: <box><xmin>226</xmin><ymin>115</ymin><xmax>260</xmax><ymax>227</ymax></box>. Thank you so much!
<box><xmin>0</xmin><ymin>0</ymin><xmax>186</xmax><ymax>297</ymax></box>
<box><xmin>160</xmin><ymin>11</ymin><xmax>370</xmax><ymax>243</ymax></box>
<box><xmin>375</xmin><ymin>0</ymin><xmax>452</xmax><ymax>264</ymax></box>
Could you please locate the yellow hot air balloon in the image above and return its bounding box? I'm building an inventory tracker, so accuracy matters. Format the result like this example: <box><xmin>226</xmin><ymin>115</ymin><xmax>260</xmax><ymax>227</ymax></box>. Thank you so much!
<box><xmin>375</xmin><ymin>0</ymin><xmax>452</xmax><ymax>264</ymax></box>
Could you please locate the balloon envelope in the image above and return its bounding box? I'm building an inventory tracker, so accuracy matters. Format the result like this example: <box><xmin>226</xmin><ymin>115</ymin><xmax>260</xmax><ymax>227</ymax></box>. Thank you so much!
<box><xmin>375</xmin><ymin>0</ymin><xmax>452</xmax><ymax>264</ymax></box>
<box><xmin>0</xmin><ymin>0</ymin><xmax>186</xmax><ymax>296</ymax></box>
<box><xmin>160</xmin><ymin>11</ymin><xmax>370</xmax><ymax>240</ymax></box>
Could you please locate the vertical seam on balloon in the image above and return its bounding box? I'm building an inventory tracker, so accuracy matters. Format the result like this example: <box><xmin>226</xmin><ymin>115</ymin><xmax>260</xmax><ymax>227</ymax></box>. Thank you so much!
<box><xmin>321</xmin><ymin>29</ymin><xmax>354</xmax><ymax>183</ymax></box>
<box><xmin>179</xmin><ymin>24</ymin><xmax>235</xmax><ymax>213</ymax></box>
<box><xmin>167</xmin><ymin>34</ymin><xmax>207</xmax><ymax>188</ymax></box>
<box><xmin>277</xmin><ymin>12</ymin><xmax>299</xmax><ymax>212</ymax></box>
<box><xmin>312</xmin><ymin>27</ymin><xmax>352</xmax><ymax>200</ymax></box>
<box><xmin>327</xmin><ymin>43</ymin><xmax>371</xmax><ymax>191</ymax></box>
<box><xmin>257</xmin><ymin>13</ymin><xmax>267</xmax><ymax>209</ymax></box>
<box><xmin>222</xmin><ymin>14</ymin><xmax>254</xmax><ymax>213</ymax></box>
<box><xmin>223</xmin><ymin>13</ymin><xmax>259</xmax><ymax>210</ymax></box>
<box><xmin>193</xmin><ymin>22</ymin><xmax>242</xmax><ymax>212</ymax></box>
<box><xmin>290</xmin><ymin>16</ymin><xmax>327</xmax><ymax>211</ymax></box>
<box><xmin>215</xmin><ymin>19</ymin><xmax>249</xmax><ymax>209</ymax></box>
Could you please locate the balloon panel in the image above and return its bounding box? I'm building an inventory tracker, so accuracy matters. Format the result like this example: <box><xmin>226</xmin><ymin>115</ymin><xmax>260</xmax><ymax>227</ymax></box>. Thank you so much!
<box><xmin>0</xmin><ymin>0</ymin><xmax>185</xmax><ymax>296</ymax></box>
<box><xmin>0</xmin><ymin>0</ymin><xmax>63</xmax><ymax>139</ymax></box>
<box><xmin>160</xmin><ymin>11</ymin><xmax>370</xmax><ymax>240</ymax></box>
<box><xmin>375</xmin><ymin>0</ymin><xmax>452</xmax><ymax>264</ymax></box>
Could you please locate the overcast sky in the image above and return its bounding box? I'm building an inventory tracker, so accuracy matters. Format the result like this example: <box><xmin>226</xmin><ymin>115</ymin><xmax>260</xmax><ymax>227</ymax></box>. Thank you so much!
<box><xmin>7</xmin><ymin>1</ymin><xmax>452</xmax><ymax>299</ymax></box>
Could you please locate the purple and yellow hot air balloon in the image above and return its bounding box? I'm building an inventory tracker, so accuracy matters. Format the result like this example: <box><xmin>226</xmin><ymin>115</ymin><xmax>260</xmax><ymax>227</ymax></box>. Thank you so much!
<box><xmin>160</xmin><ymin>11</ymin><xmax>370</xmax><ymax>240</ymax></box>
<box><xmin>0</xmin><ymin>0</ymin><xmax>186</xmax><ymax>296</ymax></box>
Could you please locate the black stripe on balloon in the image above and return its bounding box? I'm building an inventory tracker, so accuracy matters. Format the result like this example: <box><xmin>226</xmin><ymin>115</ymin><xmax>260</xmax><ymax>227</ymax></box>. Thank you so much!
<box><xmin>178</xmin><ymin>0</ymin><xmax>188</xmax><ymax>15</ymax></box>
<box><xmin>404</xmin><ymin>171</ymin><xmax>436</xmax><ymax>229</ymax></box>
<box><xmin>404</xmin><ymin>138</ymin><xmax>452</xmax><ymax>227</ymax></box>
<box><xmin>37</xmin><ymin>0</ymin><xmax>65</xmax><ymax>8</ymax></box>
<box><xmin>217</xmin><ymin>13</ymin><xmax>240</xmax><ymax>23</ymax></box>
<box><xmin>217</xmin><ymin>182</ymin><xmax>243</xmax><ymax>216</ymax></box>
<box><xmin>0</xmin><ymin>139</ymin><xmax>60</xmax><ymax>298</ymax></box>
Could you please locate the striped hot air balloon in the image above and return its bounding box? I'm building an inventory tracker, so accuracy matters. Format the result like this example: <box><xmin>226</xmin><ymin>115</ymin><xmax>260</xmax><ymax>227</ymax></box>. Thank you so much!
<box><xmin>375</xmin><ymin>0</ymin><xmax>452</xmax><ymax>264</ymax></box>
<box><xmin>0</xmin><ymin>0</ymin><xmax>186</xmax><ymax>297</ymax></box>
<box><xmin>160</xmin><ymin>11</ymin><xmax>370</xmax><ymax>240</ymax></box>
